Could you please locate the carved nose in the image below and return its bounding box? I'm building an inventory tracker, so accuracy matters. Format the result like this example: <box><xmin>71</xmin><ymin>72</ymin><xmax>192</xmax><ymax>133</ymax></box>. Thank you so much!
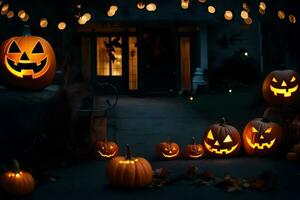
<box><xmin>260</xmin><ymin>135</ymin><xmax>265</xmax><ymax>139</ymax></box>
<box><xmin>281</xmin><ymin>81</ymin><xmax>287</xmax><ymax>87</ymax></box>
<box><xmin>214</xmin><ymin>141</ymin><xmax>220</xmax><ymax>146</ymax></box>
<box><xmin>20</xmin><ymin>52</ymin><xmax>29</xmax><ymax>60</ymax></box>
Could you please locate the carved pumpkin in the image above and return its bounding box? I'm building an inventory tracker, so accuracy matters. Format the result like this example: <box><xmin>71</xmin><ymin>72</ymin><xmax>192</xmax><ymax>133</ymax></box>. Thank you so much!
<box><xmin>106</xmin><ymin>145</ymin><xmax>153</xmax><ymax>188</ymax></box>
<box><xmin>95</xmin><ymin>138</ymin><xmax>119</xmax><ymax>159</ymax></box>
<box><xmin>0</xmin><ymin>34</ymin><xmax>56</xmax><ymax>89</ymax></box>
<box><xmin>262</xmin><ymin>70</ymin><xmax>300</xmax><ymax>105</ymax></box>
<box><xmin>185</xmin><ymin>137</ymin><xmax>205</xmax><ymax>159</ymax></box>
<box><xmin>203</xmin><ymin>118</ymin><xmax>241</xmax><ymax>157</ymax></box>
<box><xmin>156</xmin><ymin>138</ymin><xmax>180</xmax><ymax>160</ymax></box>
<box><xmin>242</xmin><ymin>118</ymin><xmax>283</xmax><ymax>155</ymax></box>
<box><xmin>0</xmin><ymin>160</ymin><xmax>35</xmax><ymax>196</ymax></box>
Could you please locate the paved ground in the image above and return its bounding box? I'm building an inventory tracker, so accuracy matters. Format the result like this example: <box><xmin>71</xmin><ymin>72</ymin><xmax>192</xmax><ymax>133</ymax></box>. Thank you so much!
<box><xmin>17</xmin><ymin>94</ymin><xmax>300</xmax><ymax>199</ymax></box>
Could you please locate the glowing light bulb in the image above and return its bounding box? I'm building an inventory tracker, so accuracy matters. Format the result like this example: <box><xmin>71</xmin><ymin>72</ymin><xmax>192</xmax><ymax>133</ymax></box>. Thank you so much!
<box><xmin>208</xmin><ymin>6</ymin><xmax>216</xmax><ymax>14</ymax></box>
<box><xmin>58</xmin><ymin>22</ymin><xmax>66</xmax><ymax>30</ymax></box>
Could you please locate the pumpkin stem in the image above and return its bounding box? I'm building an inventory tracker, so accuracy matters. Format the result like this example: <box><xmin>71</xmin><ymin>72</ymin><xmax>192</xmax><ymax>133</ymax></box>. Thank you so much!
<box><xmin>261</xmin><ymin>117</ymin><xmax>270</xmax><ymax>123</ymax></box>
<box><xmin>23</xmin><ymin>25</ymin><xmax>31</xmax><ymax>36</ymax></box>
<box><xmin>167</xmin><ymin>136</ymin><xmax>171</xmax><ymax>144</ymax></box>
<box><xmin>192</xmin><ymin>137</ymin><xmax>196</xmax><ymax>144</ymax></box>
<box><xmin>12</xmin><ymin>160</ymin><xmax>21</xmax><ymax>174</ymax></box>
<box><xmin>125</xmin><ymin>145</ymin><xmax>132</xmax><ymax>160</ymax></box>
<box><xmin>219</xmin><ymin>117</ymin><xmax>226</xmax><ymax>125</ymax></box>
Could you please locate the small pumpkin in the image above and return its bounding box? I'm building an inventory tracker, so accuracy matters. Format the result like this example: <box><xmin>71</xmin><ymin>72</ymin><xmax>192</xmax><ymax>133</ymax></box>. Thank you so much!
<box><xmin>0</xmin><ymin>28</ymin><xmax>56</xmax><ymax>89</ymax></box>
<box><xmin>203</xmin><ymin>118</ymin><xmax>241</xmax><ymax>157</ymax></box>
<box><xmin>262</xmin><ymin>70</ymin><xmax>300</xmax><ymax>105</ymax></box>
<box><xmin>242</xmin><ymin>118</ymin><xmax>283</xmax><ymax>155</ymax></box>
<box><xmin>106</xmin><ymin>145</ymin><xmax>153</xmax><ymax>188</ymax></box>
<box><xmin>0</xmin><ymin>160</ymin><xmax>35</xmax><ymax>196</ymax></box>
<box><xmin>156</xmin><ymin>138</ymin><xmax>180</xmax><ymax>160</ymax></box>
<box><xmin>185</xmin><ymin>137</ymin><xmax>205</xmax><ymax>159</ymax></box>
<box><xmin>95</xmin><ymin>138</ymin><xmax>119</xmax><ymax>159</ymax></box>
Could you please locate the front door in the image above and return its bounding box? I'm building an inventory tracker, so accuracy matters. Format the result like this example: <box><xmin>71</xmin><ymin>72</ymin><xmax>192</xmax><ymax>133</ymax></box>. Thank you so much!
<box><xmin>140</xmin><ymin>27</ymin><xmax>177</xmax><ymax>93</ymax></box>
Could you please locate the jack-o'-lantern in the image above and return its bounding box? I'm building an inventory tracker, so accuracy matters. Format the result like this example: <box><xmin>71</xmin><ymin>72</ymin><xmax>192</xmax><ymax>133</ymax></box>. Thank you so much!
<box><xmin>156</xmin><ymin>138</ymin><xmax>180</xmax><ymax>160</ymax></box>
<box><xmin>242</xmin><ymin>118</ymin><xmax>283</xmax><ymax>155</ymax></box>
<box><xmin>106</xmin><ymin>145</ymin><xmax>153</xmax><ymax>188</ymax></box>
<box><xmin>203</xmin><ymin>118</ymin><xmax>241</xmax><ymax>157</ymax></box>
<box><xmin>0</xmin><ymin>32</ymin><xmax>56</xmax><ymax>89</ymax></box>
<box><xmin>95</xmin><ymin>138</ymin><xmax>119</xmax><ymax>159</ymax></box>
<box><xmin>185</xmin><ymin>137</ymin><xmax>205</xmax><ymax>159</ymax></box>
<box><xmin>262</xmin><ymin>70</ymin><xmax>300</xmax><ymax>105</ymax></box>
<box><xmin>0</xmin><ymin>160</ymin><xmax>35</xmax><ymax>196</ymax></box>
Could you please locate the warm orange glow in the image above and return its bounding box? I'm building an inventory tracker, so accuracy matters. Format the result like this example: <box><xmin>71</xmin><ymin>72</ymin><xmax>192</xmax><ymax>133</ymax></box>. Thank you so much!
<box><xmin>244</xmin><ymin>17</ymin><xmax>253</xmax><ymax>25</ymax></box>
<box><xmin>110</xmin><ymin>5</ymin><xmax>118</xmax><ymax>12</ymax></box>
<box><xmin>289</xmin><ymin>15</ymin><xmax>296</xmax><ymax>24</ymax></box>
<box><xmin>40</xmin><ymin>18</ymin><xmax>48</xmax><ymax>28</ymax></box>
<box><xmin>78</xmin><ymin>15</ymin><xmax>87</xmax><ymax>24</ymax></box>
<box><xmin>1</xmin><ymin>3</ymin><xmax>9</xmax><ymax>15</ymax></box>
<box><xmin>137</xmin><ymin>2</ymin><xmax>145</xmax><ymax>10</ymax></box>
<box><xmin>198</xmin><ymin>0</ymin><xmax>207</xmax><ymax>3</ymax></box>
<box><xmin>22</xmin><ymin>14</ymin><xmax>29</xmax><ymax>22</ymax></box>
<box><xmin>58</xmin><ymin>22</ymin><xmax>66</xmax><ymax>30</ymax></box>
<box><xmin>270</xmin><ymin>84</ymin><xmax>298</xmax><ymax>97</ymax></box>
<box><xmin>6</xmin><ymin>10</ymin><xmax>14</xmax><ymax>18</ymax></box>
<box><xmin>146</xmin><ymin>3</ymin><xmax>157</xmax><ymax>12</ymax></box>
<box><xmin>83</xmin><ymin>13</ymin><xmax>91</xmax><ymax>21</ymax></box>
<box><xmin>128</xmin><ymin>37</ymin><xmax>138</xmax><ymax>90</ymax></box>
<box><xmin>242</xmin><ymin>3</ymin><xmax>250</xmax><ymax>12</ymax></box>
<box><xmin>107</xmin><ymin>10</ymin><xmax>116</xmax><ymax>17</ymax></box>
<box><xmin>240</xmin><ymin>10</ymin><xmax>249</xmax><ymax>19</ymax></box>
<box><xmin>18</xmin><ymin>10</ymin><xmax>26</xmax><ymax>19</ymax></box>
<box><xmin>204</xmin><ymin>141</ymin><xmax>238</xmax><ymax>155</ymax></box>
<box><xmin>259</xmin><ymin>2</ymin><xmax>266</xmax><ymax>10</ymax></box>
<box><xmin>207</xmin><ymin>6</ymin><xmax>216</xmax><ymax>14</ymax></box>
<box><xmin>224</xmin><ymin>10</ymin><xmax>233</xmax><ymax>20</ymax></box>
<box><xmin>181</xmin><ymin>0</ymin><xmax>189</xmax><ymax>9</ymax></box>
<box><xmin>98</xmin><ymin>150</ymin><xmax>117</xmax><ymax>158</ymax></box>
<box><xmin>277</xmin><ymin>10</ymin><xmax>285</xmax><ymax>20</ymax></box>
<box><xmin>246</xmin><ymin>136</ymin><xmax>276</xmax><ymax>150</ymax></box>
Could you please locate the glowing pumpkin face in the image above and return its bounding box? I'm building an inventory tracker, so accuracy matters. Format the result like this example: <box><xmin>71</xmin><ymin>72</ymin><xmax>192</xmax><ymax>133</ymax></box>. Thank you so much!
<box><xmin>156</xmin><ymin>140</ymin><xmax>180</xmax><ymax>160</ymax></box>
<box><xmin>242</xmin><ymin>118</ymin><xmax>283</xmax><ymax>155</ymax></box>
<box><xmin>95</xmin><ymin>140</ymin><xmax>119</xmax><ymax>159</ymax></box>
<box><xmin>185</xmin><ymin>137</ymin><xmax>205</xmax><ymax>159</ymax></box>
<box><xmin>0</xmin><ymin>36</ymin><xmax>56</xmax><ymax>89</ymax></box>
<box><xmin>262</xmin><ymin>70</ymin><xmax>299</xmax><ymax>105</ymax></box>
<box><xmin>203</xmin><ymin>119</ymin><xmax>241</xmax><ymax>157</ymax></box>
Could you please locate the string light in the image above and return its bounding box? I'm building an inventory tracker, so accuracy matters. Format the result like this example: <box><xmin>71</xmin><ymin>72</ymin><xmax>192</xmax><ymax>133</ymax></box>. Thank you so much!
<box><xmin>224</xmin><ymin>10</ymin><xmax>233</xmax><ymax>21</ymax></box>
<box><xmin>244</xmin><ymin>17</ymin><xmax>253</xmax><ymax>25</ymax></box>
<box><xmin>1</xmin><ymin>3</ymin><xmax>9</xmax><ymax>15</ymax></box>
<box><xmin>240</xmin><ymin>10</ymin><xmax>249</xmax><ymax>19</ymax></box>
<box><xmin>83</xmin><ymin>13</ymin><xmax>91</xmax><ymax>21</ymax></box>
<box><xmin>242</xmin><ymin>3</ymin><xmax>250</xmax><ymax>12</ymax></box>
<box><xmin>207</xmin><ymin>6</ymin><xmax>216</xmax><ymax>14</ymax></box>
<box><xmin>58</xmin><ymin>22</ymin><xmax>66</xmax><ymax>30</ymax></box>
<box><xmin>181</xmin><ymin>0</ymin><xmax>189</xmax><ymax>10</ymax></box>
<box><xmin>6</xmin><ymin>10</ymin><xmax>14</xmax><ymax>18</ymax></box>
<box><xmin>198</xmin><ymin>0</ymin><xmax>207</xmax><ymax>3</ymax></box>
<box><xmin>289</xmin><ymin>15</ymin><xmax>296</xmax><ymax>24</ymax></box>
<box><xmin>18</xmin><ymin>10</ymin><xmax>26</xmax><ymax>19</ymax></box>
<box><xmin>146</xmin><ymin>3</ymin><xmax>157</xmax><ymax>12</ymax></box>
<box><xmin>40</xmin><ymin>18</ymin><xmax>48</xmax><ymax>28</ymax></box>
<box><xmin>277</xmin><ymin>10</ymin><xmax>285</xmax><ymax>20</ymax></box>
<box><xmin>22</xmin><ymin>14</ymin><xmax>29</xmax><ymax>22</ymax></box>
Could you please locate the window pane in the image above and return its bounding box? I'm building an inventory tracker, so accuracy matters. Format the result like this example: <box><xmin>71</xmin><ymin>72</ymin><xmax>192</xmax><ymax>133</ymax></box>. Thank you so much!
<box><xmin>96</xmin><ymin>37</ymin><xmax>110</xmax><ymax>76</ymax></box>
<box><xmin>128</xmin><ymin>37</ymin><xmax>138</xmax><ymax>90</ymax></box>
<box><xmin>111</xmin><ymin>37</ymin><xmax>122</xmax><ymax>76</ymax></box>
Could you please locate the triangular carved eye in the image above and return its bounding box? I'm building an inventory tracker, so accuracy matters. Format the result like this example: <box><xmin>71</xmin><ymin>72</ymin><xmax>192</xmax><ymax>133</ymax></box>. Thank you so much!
<box><xmin>223</xmin><ymin>135</ymin><xmax>232</xmax><ymax>143</ymax></box>
<box><xmin>32</xmin><ymin>41</ymin><xmax>44</xmax><ymax>53</ymax></box>
<box><xmin>272</xmin><ymin>77</ymin><xmax>278</xmax><ymax>83</ymax></box>
<box><xmin>265</xmin><ymin>127</ymin><xmax>272</xmax><ymax>133</ymax></box>
<box><xmin>9</xmin><ymin>41</ymin><xmax>21</xmax><ymax>53</ymax></box>
<box><xmin>207</xmin><ymin>130</ymin><xmax>214</xmax><ymax>140</ymax></box>
<box><xmin>252</xmin><ymin>127</ymin><xmax>258</xmax><ymax>133</ymax></box>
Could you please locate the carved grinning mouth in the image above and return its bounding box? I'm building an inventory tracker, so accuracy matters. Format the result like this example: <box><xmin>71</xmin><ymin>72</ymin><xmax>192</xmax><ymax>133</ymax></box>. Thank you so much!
<box><xmin>161</xmin><ymin>151</ymin><xmax>179</xmax><ymax>158</ymax></box>
<box><xmin>204</xmin><ymin>141</ymin><xmax>238</xmax><ymax>155</ymax></box>
<box><xmin>7</xmin><ymin>57</ymin><xmax>47</xmax><ymax>73</ymax></box>
<box><xmin>270</xmin><ymin>85</ymin><xmax>298</xmax><ymax>97</ymax></box>
<box><xmin>97</xmin><ymin>150</ymin><xmax>117</xmax><ymax>158</ymax></box>
<box><xmin>246</xmin><ymin>136</ymin><xmax>276</xmax><ymax>150</ymax></box>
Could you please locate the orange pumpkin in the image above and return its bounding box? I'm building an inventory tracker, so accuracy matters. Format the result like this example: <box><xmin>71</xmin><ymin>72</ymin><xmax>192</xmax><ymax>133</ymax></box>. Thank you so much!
<box><xmin>0</xmin><ymin>160</ymin><xmax>35</xmax><ymax>196</ymax></box>
<box><xmin>262</xmin><ymin>70</ymin><xmax>300</xmax><ymax>105</ymax></box>
<box><xmin>95</xmin><ymin>138</ymin><xmax>119</xmax><ymax>159</ymax></box>
<box><xmin>242</xmin><ymin>118</ymin><xmax>283</xmax><ymax>155</ymax></box>
<box><xmin>203</xmin><ymin>118</ymin><xmax>241</xmax><ymax>157</ymax></box>
<box><xmin>0</xmin><ymin>34</ymin><xmax>56</xmax><ymax>89</ymax></box>
<box><xmin>106</xmin><ymin>145</ymin><xmax>153</xmax><ymax>188</ymax></box>
<box><xmin>156</xmin><ymin>138</ymin><xmax>180</xmax><ymax>160</ymax></box>
<box><xmin>185</xmin><ymin>137</ymin><xmax>205</xmax><ymax>159</ymax></box>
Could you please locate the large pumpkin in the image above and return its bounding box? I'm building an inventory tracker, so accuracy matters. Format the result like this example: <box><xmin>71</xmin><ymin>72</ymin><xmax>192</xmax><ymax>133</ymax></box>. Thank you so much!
<box><xmin>262</xmin><ymin>70</ymin><xmax>299</xmax><ymax>105</ymax></box>
<box><xmin>106</xmin><ymin>145</ymin><xmax>153</xmax><ymax>188</ymax></box>
<box><xmin>242</xmin><ymin>118</ymin><xmax>283</xmax><ymax>155</ymax></box>
<box><xmin>0</xmin><ymin>160</ymin><xmax>35</xmax><ymax>196</ymax></box>
<box><xmin>184</xmin><ymin>137</ymin><xmax>205</xmax><ymax>159</ymax></box>
<box><xmin>203</xmin><ymin>118</ymin><xmax>241</xmax><ymax>157</ymax></box>
<box><xmin>95</xmin><ymin>138</ymin><xmax>119</xmax><ymax>159</ymax></box>
<box><xmin>0</xmin><ymin>34</ymin><xmax>56</xmax><ymax>89</ymax></box>
<box><xmin>156</xmin><ymin>138</ymin><xmax>180</xmax><ymax>160</ymax></box>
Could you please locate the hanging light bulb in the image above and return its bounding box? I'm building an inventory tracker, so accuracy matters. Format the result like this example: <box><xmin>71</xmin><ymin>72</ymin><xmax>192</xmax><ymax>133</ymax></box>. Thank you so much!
<box><xmin>244</xmin><ymin>17</ymin><xmax>253</xmax><ymax>25</ymax></box>
<box><xmin>207</xmin><ymin>6</ymin><xmax>216</xmax><ymax>14</ymax></box>
<box><xmin>58</xmin><ymin>22</ymin><xmax>66</xmax><ymax>30</ymax></box>
<box><xmin>18</xmin><ymin>10</ymin><xmax>26</xmax><ymax>19</ymax></box>
<box><xmin>109</xmin><ymin>5</ymin><xmax>118</xmax><ymax>12</ymax></box>
<box><xmin>1</xmin><ymin>3</ymin><xmax>9</xmax><ymax>15</ymax></box>
<box><xmin>137</xmin><ymin>1</ymin><xmax>145</xmax><ymax>10</ymax></box>
<box><xmin>240</xmin><ymin>10</ymin><xmax>249</xmax><ymax>19</ymax></box>
<box><xmin>146</xmin><ymin>3</ymin><xmax>157</xmax><ymax>12</ymax></box>
<box><xmin>83</xmin><ymin>13</ymin><xmax>91</xmax><ymax>21</ymax></box>
<box><xmin>78</xmin><ymin>15</ymin><xmax>87</xmax><ymax>24</ymax></box>
<box><xmin>22</xmin><ymin>14</ymin><xmax>29</xmax><ymax>22</ymax></box>
<box><xmin>259</xmin><ymin>2</ymin><xmax>266</xmax><ymax>11</ymax></box>
<box><xmin>289</xmin><ymin>15</ymin><xmax>296</xmax><ymax>24</ymax></box>
<box><xmin>181</xmin><ymin>0</ymin><xmax>189</xmax><ymax>9</ymax></box>
<box><xmin>40</xmin><ymin>18</ymin><xmax>48</xmax><ymax>28</ymax></box>
<box><xmin>277</xmin><ymin>10</ymin><xmax>285</xmax><ymax>20</ymax></box>
<box><xmin>224</xmin><ymin>10</ymin><xmax>233</xmax><ymax>21</ymax></box>
<box><xmin>6</xmin><ymin>10</ymin><xmax>14</xmax><ymax>18</ymax></box>
<box><xmin>242</xmin><ymin>3</ymin><xmax>250</xmax><ymax>12</ymax></box>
